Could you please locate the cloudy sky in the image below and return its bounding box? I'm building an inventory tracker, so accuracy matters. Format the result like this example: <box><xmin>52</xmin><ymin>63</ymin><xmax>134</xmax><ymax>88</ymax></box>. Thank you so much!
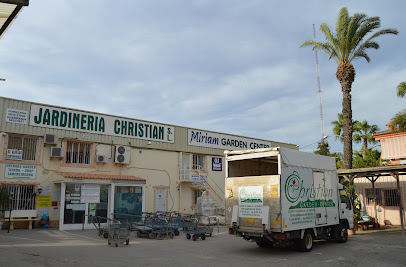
<box><xmin>0</xmin><ymin>0</ymin><xmax>405</xmax><ymax>153</ymax></box>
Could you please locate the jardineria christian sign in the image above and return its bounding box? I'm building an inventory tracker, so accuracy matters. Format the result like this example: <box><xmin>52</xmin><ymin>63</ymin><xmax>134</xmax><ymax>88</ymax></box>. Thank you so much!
<box><xmin>29</xmin><ymin>104</ymin><xmax>174</xmax><ymax>143</ymax></box>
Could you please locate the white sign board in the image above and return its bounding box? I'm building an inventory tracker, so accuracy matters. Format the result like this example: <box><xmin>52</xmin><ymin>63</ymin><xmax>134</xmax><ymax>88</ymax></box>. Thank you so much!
<box><xmin>29</xmin><ymin>104</ymin><xmax>175</xmax><ymax>143</ymax></box>
<box><xmin>6</xmin><ymin>108</ymin><xmax>28</xmax><ymax>124</ymax></box>
<box><xmin>188</xmin><ymin>129</ymin><xmax>272</xmax><ymax>150</ymax></box>
<box><xmin>80</xmin><ymin>184</ymin><xmax>100</xmax><ymax>203</ymax></box>
<box><xmin>6</xmin><ymin>149</ymin><xmax>23</xmax><ymax>160</ymax></box>
<box><xmin>5</xmin><ymin>164</ymin><xmax>37</xmax><ymax>179</ymax></box>
<box><xmin>238</xmin><ymin>186</ymin><xmax>263</xmax><ymax>218</ymax></box>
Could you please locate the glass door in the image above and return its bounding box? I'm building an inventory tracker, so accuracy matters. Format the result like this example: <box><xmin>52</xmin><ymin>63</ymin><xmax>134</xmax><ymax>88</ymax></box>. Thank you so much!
<box><xmin>64</xmin><ymin>184</ymin><xmax>86</xmax><ymax>224</ymax></box>
<box><xmin>114</xmin><ymin>186</ymin><xmax>143</xmax><ymax>221</ymax></box>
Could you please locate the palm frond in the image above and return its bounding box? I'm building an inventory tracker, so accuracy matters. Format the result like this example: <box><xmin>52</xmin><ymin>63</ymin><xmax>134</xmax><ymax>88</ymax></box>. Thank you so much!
<box><xmin>397</xmin><ymin>82</ymin><xmax>406</xmax><ymax>97</ymax></box>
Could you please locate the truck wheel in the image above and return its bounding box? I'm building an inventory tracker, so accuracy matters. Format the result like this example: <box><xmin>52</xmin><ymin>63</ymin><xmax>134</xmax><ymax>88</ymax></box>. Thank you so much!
<box><xmin>298</xmin><ymin>230</ymin><xmax>314</xmax><ymax>252</ymax></box>
<box><xmin>337</xmin><ymin>224</ymin><xmax>348</xmax><ymax>243</ymax></box>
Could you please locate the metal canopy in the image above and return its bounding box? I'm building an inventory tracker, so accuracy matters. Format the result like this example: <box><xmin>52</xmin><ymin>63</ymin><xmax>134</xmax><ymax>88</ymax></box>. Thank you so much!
<box><xmin>0</xmin><ymin>0</ymin><xmax>28</xmax><ymax>40</ymax></box>
<box><xmin>337</xmin><ymin>165</ymin><xmax>406</xmax><ymax>236</ymax></box>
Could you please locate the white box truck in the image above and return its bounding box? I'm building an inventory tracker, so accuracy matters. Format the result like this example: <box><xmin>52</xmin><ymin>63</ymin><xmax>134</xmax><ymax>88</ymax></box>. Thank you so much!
<box><xmin>225</xmin><ymin>147</ymin><xmax>354</xmax><ymax>252</ymax></box>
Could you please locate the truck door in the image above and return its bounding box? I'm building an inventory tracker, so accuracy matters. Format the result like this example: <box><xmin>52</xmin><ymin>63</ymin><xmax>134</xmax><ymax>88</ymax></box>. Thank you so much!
<box><xmin>313</xmin><ymin>171</ymin><xmax>327</xmax><ymax>225</ymax></box>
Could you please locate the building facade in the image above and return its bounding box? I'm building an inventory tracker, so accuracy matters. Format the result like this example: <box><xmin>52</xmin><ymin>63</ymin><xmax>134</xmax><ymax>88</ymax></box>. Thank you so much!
<box><xmin>0</xmin><ymin>97</ymin><xmax>297</xmax><ymax>230</ymax></box>
<box><xmin>354</xmin><ymin>123</ymin><xmax>406</xmax><ymax>226</ymax></box>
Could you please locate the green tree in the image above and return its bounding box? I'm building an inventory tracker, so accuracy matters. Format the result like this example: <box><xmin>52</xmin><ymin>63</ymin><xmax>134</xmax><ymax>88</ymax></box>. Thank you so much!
<box><xmin>390</xmin><ymin>109</ymin><xmax>406</xmax><ymax>132</ymax></box>
<box><xmin>353</xmin><ymin>149</ymin><xmax>382</xmax><ymax>168</ymax></box>
<box><xmin>300</xmin><ymin>7</ymin><xmax>398</xmax><ymax>169</ymax></box>
<box><xmin>353</xmin><ymin>120</ymin><xmax>379</xmax><ymax>158</ymax></box>
<box><xmin>332</xmin><ymin>152</ymin><xmax>344</xmax><ymax>169</ymax></box>
<box><xmin>397</xmin><ymin>82</ymin><xmax>406</xmax><ymax>97</ymax></box>
<box><xmin>314</xmin><ymin>140</ymin><xmax>331</xmax><ymax>156</ymax></box>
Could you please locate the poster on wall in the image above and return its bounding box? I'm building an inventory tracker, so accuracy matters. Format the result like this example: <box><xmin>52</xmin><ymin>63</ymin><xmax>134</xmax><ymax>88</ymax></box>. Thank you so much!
<box><xmin>6</xmin><ymin>108</ymin><xmax>28</xmax><ymax>124</ymax></box>
<box><xmin>5</xmin><ymin>164</ymin><xmax>37</xmax><ymax>179</ymax></box>
<box><xmin>81</xmin><ymin>184</ymin><xmax>100</xmax><ymax>203</ymax></box>
<box><xmin>212</xmin><ymin>157</ymin><xmax>222</xmax><ymax>171</ymax></box>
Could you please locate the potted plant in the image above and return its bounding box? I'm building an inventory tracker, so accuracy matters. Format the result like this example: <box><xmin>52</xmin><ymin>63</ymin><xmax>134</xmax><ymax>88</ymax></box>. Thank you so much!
<box><xmin>0</xmin><ymin>185</ymin><xmax>11</xmax><ymax>230</ymax></box>
<box><xmin>346</xmin><ymin>184</ymin><xmax>361</xmax><ymax>235</ymax></box>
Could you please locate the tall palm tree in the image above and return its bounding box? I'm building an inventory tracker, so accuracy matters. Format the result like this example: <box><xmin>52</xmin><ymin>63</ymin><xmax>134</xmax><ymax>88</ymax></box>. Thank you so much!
<box><xmin>353</xmin><ymin>120</ymin><xmax>379</xmax><ymax>158</ymax></box>
<box><xmin>300</xmin><ymin>7</ymin><xmax>398</xmax><ymax>169</ymax></box>
<box><xmin>397</xmin><ymin>82</ymin><xmax>406</xmax><ymax>97</ymax></box>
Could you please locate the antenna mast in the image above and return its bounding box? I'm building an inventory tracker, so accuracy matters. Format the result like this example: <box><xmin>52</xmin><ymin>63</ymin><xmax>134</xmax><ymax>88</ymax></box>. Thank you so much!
<box><xmin>313</xmin><ymin>24</ymin><xmax>325</xmax><ymax>141</ymax></box>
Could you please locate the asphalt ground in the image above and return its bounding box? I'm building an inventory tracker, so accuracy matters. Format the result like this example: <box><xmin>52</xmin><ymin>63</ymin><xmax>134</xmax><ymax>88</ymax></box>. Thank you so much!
<box><xmin>0</xmin><ymin>225</ymin><xmax>405</xmax><ymax>267</ymax></box>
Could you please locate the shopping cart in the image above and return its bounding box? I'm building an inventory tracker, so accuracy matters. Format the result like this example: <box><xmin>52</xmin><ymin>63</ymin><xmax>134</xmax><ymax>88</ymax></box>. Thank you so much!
<box><xmin>182</xmin><ymin>214</ymin><xmax>210</xmax><ymax>241</ymax></box>
<box><xmin>108</xmin><ymin>221</ymin><xmax>130</xmax><ymax>247</ymax></box>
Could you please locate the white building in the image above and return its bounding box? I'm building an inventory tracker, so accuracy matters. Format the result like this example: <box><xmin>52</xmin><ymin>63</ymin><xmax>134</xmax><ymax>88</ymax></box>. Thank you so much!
<box><xmin>0</xmin><ymin>97</ymin><xmax>297</xmax><ymax>230</ymax></box>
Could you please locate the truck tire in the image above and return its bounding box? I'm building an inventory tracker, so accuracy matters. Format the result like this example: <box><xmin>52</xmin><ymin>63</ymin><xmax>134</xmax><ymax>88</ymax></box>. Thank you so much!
<box><xmin>337</xmin><ymin>224</ymin><xmax>348</xmax><ymax>243</ymax></box>
<box><xmin>297</xmin><ymin>230</ymin><xmax>314</xmax><ymax>252</ymax></box>
<box><xmin>256</xmin><ymin>240</ymin><xmax>273</xmax><ymax>248</ymax></box>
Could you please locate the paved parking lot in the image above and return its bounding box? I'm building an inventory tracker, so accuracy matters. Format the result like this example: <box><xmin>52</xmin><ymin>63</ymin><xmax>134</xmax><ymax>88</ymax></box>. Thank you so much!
<box><xmin>0</xmin><ymin>226</ymin><xmax>405</xmax><ymax>266</ymax></box>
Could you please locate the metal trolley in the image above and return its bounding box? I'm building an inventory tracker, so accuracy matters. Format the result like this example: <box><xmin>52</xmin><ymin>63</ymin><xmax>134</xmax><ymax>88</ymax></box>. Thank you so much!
<box><xmin>108</xmin><ymin>221</ymin><xmax>130</xmax><ymax>247</ymax></box>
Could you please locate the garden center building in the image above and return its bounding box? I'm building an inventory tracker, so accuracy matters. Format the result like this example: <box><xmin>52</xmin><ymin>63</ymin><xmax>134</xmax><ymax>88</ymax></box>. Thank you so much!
<box><xmin>0</xmin><ymin>96</ymin><xmax>297</xmax><ymax>230</ymax></box>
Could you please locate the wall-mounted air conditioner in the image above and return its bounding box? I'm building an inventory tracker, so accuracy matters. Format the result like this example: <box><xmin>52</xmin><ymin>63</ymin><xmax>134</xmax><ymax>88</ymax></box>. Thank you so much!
<box><xmin>44</xmin><ymin>134</ymin><xmax>58</xmax><ymax>145</ymax></box>
<box><xmin>96</xmin><ymin>155</ymin><xmax>108</xmax><ymax>163</ymax></box>
<box><xmin>114</xmin><ymin>146</ymin><xmax>131</xmax><ymax>164</ymax></box>
<box><xmin>51</xmin><ymin>147</ymin><xmax>65</xmax><ymax>157</ymax></box>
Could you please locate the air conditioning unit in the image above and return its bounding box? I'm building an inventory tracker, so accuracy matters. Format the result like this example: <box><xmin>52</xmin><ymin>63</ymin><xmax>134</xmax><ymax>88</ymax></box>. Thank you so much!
<box><xmin>114</xmin><ymin>146</ymin><xmax>131</xmax><ymax>164</ymax></box>
<box><xmin>96</xmin><ymin>155</ymin><xmax>108</xmax><ymax>163</ymax></box>
<box><xmin>51</xmin><ymin>147</ymin><xmax>65</xmax><ymax>157</ymax></box>
<box><xmin>44</xmin><ymin>134</ymin><xmax>58</xmax><ymax>145</ymax></box>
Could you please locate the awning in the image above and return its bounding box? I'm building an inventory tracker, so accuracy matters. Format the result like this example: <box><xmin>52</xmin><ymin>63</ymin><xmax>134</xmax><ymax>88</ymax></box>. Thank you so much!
<box><xmin>56</xmin><ymin>172</ymin><xmax>146</xmax><ymax>181</ymax></box>
<box><xmin>337</xmin><ymin>165</ymin><xmax>406</xmax><ymax>236</ymax></box>
<box><xmin>0</xmin><ymin>0</ymin><xmax>29</xmax><ymax>40</ymax></box>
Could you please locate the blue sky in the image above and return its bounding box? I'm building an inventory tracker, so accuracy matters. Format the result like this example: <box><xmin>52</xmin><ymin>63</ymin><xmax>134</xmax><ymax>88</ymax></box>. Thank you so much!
<box><xmin>0</xmin><ymin>0</ymin><xmax>405</xmax><ymax>153</ymax></box>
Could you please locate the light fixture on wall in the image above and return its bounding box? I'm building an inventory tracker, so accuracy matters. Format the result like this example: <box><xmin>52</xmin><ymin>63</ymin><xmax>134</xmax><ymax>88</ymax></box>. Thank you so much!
<box><xmin>139</xmin><ymin>141</ymin><xmax>152</xmax><ymax>153</ymax></box>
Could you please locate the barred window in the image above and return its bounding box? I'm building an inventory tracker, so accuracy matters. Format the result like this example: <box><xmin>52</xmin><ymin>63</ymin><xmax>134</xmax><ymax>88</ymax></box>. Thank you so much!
<box><xmin>66</xmin><ymin>141</ymin><xmax>92</xmax><ymax>165</ymax></box>
<box><xmin>192</xmin><ymin>154</ymin><xmax>205</xmax><ymax>171</ymax></box>
<box><xmin>7</xmin><ymin>135</ymin><xmax>38</xmax><ymax>161</ymax></box>
<box><xmin>5</xmin><ymin>184</ymin><xmax>36</xmax><ymax>210</ymax></box>
<box><xmin>384</xmin><ymin>189</ymin><xmax>400</xmax><ymax>207</ymax></box>
<box><xmin>365</xmin><ymin>188</ymin><xmax>382</xmax><ymax>205</ymax></box>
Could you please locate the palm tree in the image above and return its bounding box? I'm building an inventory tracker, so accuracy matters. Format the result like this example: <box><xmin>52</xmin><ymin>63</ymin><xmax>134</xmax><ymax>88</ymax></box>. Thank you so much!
<box><xmin>397</xmin><ymin>82</ymin><xmax>406</xmax><ymax>97</ymax></box>
<box><xmin>391</xmin><ymin>109</ymin><xmax>406</xmax><ymax>132</ymax></box>
<box><xmin>300</xmin><ymin>7</ymin><xmax>398</xmax><ymax>169</ymax></box>
<box><xmin>331</xmin><ymin>113</ymin><xmax>344</xmax><ymax>142</ymax></box>
<box><xmin>353</xmin><ymin>120</ymin><xmax>379</xmax><ymax>158</ymax></box>
<box><xmin>331</xmin><ymin>113</ymin><xmax>359</xmax><ymax>142</ymax></box>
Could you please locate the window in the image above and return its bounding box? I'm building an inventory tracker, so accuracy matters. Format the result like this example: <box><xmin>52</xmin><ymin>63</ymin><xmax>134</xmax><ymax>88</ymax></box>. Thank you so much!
<box><xmin>4</xmin><ymin>184</ymin><xmax>36</xmax><ymax>210</ymax></box>
<box><xmin>192</xmin><ymin>154</ymin><xmax>205</xmax><ymax>171</ymax></box>
<box><xmin>66</xmin><ymin>141</ymin><xmax>92</xmax><ymax>164</ymax></box>
<box><xmin>7</xmin><ymin>135</ymin><xmax>38</xmax><ymax>161</ymax></box>
<box><xmin>193</xmin><ymin>189</ymin><xmax>202</xmax><ymax>205</ymax></box>
<box><xmin>384</xmin><ymin>189</ymin><xmax>400</xmax><ymax>207</ymax></box>
<box><xmin>366</xmin><ymin>189</ymin><xmax>382</xmax><ymax>205</ymax></box>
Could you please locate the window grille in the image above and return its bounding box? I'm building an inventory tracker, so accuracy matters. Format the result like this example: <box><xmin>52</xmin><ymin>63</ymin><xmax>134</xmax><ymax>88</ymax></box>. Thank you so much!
<box><xmin>4</xmin><ymin>184</ymin><xmax>36</xmax><ymax>210</ymax></box>
<box><xmin>365</xmin><ymin>188</ymin><xmax>382</xmax><ymax>205</ymax></box>
<box><xmin>192</xmin><ymin>154</ymin><xmax>205</xmax><ymax>171</ymax></box>
<box><xmin>66</xmin><ymin>141</ymin><xmax>92</xmax><ymax>164</ymax></box>
<box><xmin>7</xmin><ymin>135</ymin><xmax>38</xmax><ymax>161</ymax></box>
<box><xmin>384</xmin><ymin>189</ymin><xmax>400</xmax><ymax>207</ymax></box>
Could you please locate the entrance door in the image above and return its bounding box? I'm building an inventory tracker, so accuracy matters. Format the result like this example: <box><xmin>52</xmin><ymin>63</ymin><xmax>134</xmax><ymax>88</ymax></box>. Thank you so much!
<box><xmin>314</xmin><ymin>172</ymin><xmax>327</xmax><ymax>225</ymax></box>
<box><xmin>61</xmin><ymin>183</ymin><xmax>110</xmax><ymax>230</ymax></box>
<box><xmin>155</xmin><ymin>188</ymin><xmax>167</xmax><ymax>212</ymax></box>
